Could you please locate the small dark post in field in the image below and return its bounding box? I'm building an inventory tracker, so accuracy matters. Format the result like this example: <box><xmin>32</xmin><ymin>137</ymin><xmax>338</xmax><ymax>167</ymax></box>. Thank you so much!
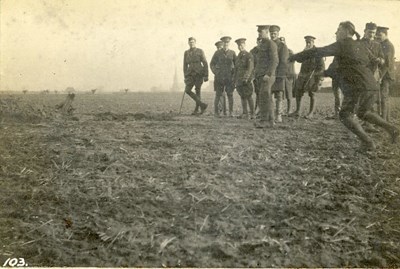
<box><xmin>91</xmin><ymin>89</ymin><xmax>97</xmax><ymax>94</ymax></box>
<box><xmin>54</xmin><ymin>90</ymin><xmax>58</xmax><ymax>94</ymax></box>
<box><xmin>22</xmin><ymin>90</ymin><xmax>28</xmax><ymax>94</ymax></box>
<box><xmin>56</xmin><ymin>93</ymin><xmax>76</xmax><ymax>115</ymax></box>
<box><xmin>124</xmin><ymin>88</ymin><xmax>129</xmax><ymax>94</ymax></box>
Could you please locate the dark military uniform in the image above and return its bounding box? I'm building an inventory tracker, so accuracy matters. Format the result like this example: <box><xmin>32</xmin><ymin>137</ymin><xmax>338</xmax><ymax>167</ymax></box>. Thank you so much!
<box><xmin>285</xmin><ymin>49</ymin><xmax>296</xmax><ymax>99</ymax></box>
<box><xmin>214</xmin><ymin>41</ymin><xmax>227</xmax><ymax>115</ymax></box>
<box><xmin>290</xmin><ymin>42</ymin><xmax>325</xmax><ymax>119</ymax></box>
<box><xmin>250</xmin><ymin>45</ymin><xmax>260</xmax><ymax>109</ymax></box>
<box><xmin>379</xmin><ymin>38</ymin><xmax>395</xmax><ymax>121</ymax></box>
<box><xmin>360</xmin><ymin>38</ymin><xmax>384</xmax><ymax>78</ymax></box>
<box><xmin>183</xmin><ymin>47</ymin><xmax>209</xmax><ymax>113</ymax></box>
<box><xmin>271</xmin><ymin>38</ymin><xmax>289</xmax><ymax>120</ymax></box>
<box><xmin>294</xmin><ymin>47</ymin><xmax>325</xmax><ymax>97</ymax></box>
<box><xmin>210</xmin><ymin>48</ymin><xmax>237</xmax><ymax>115</ymax></box>
<box><xmin>290</xmin><ymin>35</ymin><xmax>398</xmax><ymax>149</ymax></box>
<box><xmin>235</xmin><ymin>50</ymin><xmax>254</xmax><ymax>96</ymax></box>
<box><xmin>254</xmin><ymin>38</ymin><xmax>279</xmax><ymax>124</ymax></box>
<box><xmin>284</xmin><ymin>48</ymin><xmax>296</xmax><ymax>114</ymax></box>
<box><xmin>234</xmin><ymin>48</ymin><xmax>254</xmax><ymax>117</ymax></box>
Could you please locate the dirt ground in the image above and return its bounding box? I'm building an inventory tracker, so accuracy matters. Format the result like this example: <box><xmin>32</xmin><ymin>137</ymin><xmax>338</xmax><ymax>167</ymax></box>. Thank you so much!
<box><xmin>1</xmin><ymin>91</ymin><xmax>399</xmax><ymax>267</ymax></box>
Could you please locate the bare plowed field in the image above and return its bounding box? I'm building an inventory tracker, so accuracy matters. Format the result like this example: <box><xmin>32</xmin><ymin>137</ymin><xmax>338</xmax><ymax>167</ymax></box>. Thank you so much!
<box><xmin>1</xmin><ymin>92</ymin><xmax>399</xmax><ymax>267</ymax></box>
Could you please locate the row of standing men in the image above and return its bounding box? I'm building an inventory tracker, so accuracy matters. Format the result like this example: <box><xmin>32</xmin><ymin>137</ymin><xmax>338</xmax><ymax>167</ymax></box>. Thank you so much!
<box><xmin>183</xmin><ymin>24</ymin><xmax>301</xmax><ymax>125</ymax></box>
<box><xmin>183</xmin><ymin>23</ymin><xmax>395</xmax><ymax>123</ymax></box>
<box><xmin>183</xmin><ymin>22</ymin><xmax>398</xmax><ymax>150</ymax></box>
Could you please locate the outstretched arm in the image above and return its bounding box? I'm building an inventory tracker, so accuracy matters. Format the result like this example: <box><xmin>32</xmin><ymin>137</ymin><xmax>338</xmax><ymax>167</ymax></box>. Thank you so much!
<box><xmin>289</xmin><ymin>42</ymin><xmax>340</xmax><ymax>63</ymax></box>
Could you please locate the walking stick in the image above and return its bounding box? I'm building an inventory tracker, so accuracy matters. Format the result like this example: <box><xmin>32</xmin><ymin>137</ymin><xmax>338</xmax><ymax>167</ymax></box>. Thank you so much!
<box><xmin>179</xmin><ymin>90</ymin><xmax>186</xmax><ymax>114</ymax></box>
<box><xmin>304</xmin><ymin>69</ymin><xmax>316</xmax><ymax>89</ymax></box>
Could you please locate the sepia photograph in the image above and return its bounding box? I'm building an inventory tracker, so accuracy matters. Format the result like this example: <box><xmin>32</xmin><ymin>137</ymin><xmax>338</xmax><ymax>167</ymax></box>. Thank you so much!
<box><xmin>1</xmin><ymin>0</ymin><xmax>400</xmax><ymax>267</ymax></box>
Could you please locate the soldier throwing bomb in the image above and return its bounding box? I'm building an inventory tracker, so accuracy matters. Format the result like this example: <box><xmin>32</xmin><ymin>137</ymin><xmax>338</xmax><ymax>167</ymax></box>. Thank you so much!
<box><xmin>289</xmin><ymin>21</ymin><xmax>399</xmax><ymax>152</ymax></box>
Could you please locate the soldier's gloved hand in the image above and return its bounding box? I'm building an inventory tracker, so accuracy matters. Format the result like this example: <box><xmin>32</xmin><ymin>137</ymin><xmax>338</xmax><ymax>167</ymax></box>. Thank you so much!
<box><xmin>203</xmin><ymin>77</ymin><xmax>209</xmax><ymax>82</ymax></box>
<box><xmin>374</xmin><ymin>57</ymin><xmax>384</xmax><ymax>65</ymax></box>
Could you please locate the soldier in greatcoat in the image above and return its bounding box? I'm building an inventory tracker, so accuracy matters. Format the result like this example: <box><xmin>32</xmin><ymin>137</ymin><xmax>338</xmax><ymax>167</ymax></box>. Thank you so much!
<box><xmin>210</xmin><ymin>36</ymin><xmax>237</xmax><ymax>117</ymax></box>
<box><xmin>214</xmin><ymin>40</ymin><xmax>227</xmax><ymax>116</ymax></box>
<box><xmin>269</xmin><ymin>25</ymin><xmax>289</xmax><ymax>123</ymax></box>
<box><xmin>253</xmin><ymin>25</ymin><xmax>279</xmax><ymax>128</ymax></box>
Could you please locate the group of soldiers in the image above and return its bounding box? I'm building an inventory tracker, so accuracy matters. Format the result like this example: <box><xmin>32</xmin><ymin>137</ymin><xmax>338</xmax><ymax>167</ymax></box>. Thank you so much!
<box><xmin>183</xmin><ymin>22</ymin><xmax>398</xmax><ymax>151</ymax></box>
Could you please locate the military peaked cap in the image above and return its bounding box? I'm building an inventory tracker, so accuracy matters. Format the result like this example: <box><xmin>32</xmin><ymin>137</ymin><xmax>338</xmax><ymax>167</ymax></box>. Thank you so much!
<box><xmin>215</xmin><ymin>40</ymin><xmax>223</xmax><ymax>47</ymax></box>
<box><xmin>188</xmin><ymin>37</ymin><xmax>196</xmax><ymax>42</ymax></box>
<box><xmin>304</xmin><ymin>35</ymin><xmax>316</xmax><ymax>41</ymax></box>
<box><xmin>365</xmin><ymin>22</ymin><xmax>377</xmax><ymax>30</ymax></box>
<box><xmin>377</xmin><ymin>26</ymin><xmax>389</xmax><ymax>33</ymax></box>
<box><xmin>269</xmin><ymin>25</ymin><xmax>281</xmax><ymax>32</ymax></box>
<box><xmin>235</xmin><ymin>38</ymin><xmax>246</xmax><ymax>44</ymax></box>
<box><xmin>257</xmin><ymin>25</ymin><xmax>270</xmax><ymax>31</ymax></box>
<box><xmin>220</xmin><ymin>36</ymin><xmax>232</xmax><ymax>42</ymax></box>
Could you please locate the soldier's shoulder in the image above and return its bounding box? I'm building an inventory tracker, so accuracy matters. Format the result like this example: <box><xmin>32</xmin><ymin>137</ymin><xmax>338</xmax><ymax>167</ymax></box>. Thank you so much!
<box><xmin>212</xmin><ymin>50</ymin><xmax>222</xmax><ymax>57</ymax></box>
<box><xmin>250</xmin><ymin>47</ymin><xmax>258</xmax><ymax>53</ymax></box>
<box><xmin>240</xmin><ymin>51</ymin><xmax>252</xmax><ymax>59</ymax></box>
<box><xmin>268</xmin><ymin>39</ymin><xmax>278</xmax><ymax>49</ymax></box>
<box><xmin>259</xmin><ymin>39</ymin><xmax>275</xmax><ymax>49</ymax></box>
<box><xmin>386</xmin><ymin>39</ymin><xmax>395</xmax><ymax>49</ymax></box>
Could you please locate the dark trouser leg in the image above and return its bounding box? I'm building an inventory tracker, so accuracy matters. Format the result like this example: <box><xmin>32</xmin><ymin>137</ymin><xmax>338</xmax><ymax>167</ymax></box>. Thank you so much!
<box><xmin>193</xmin><ymin>88</ymin><xmax>201</xmax><ymax>113</ymax></box>
<box><xmin>222</xmin><ymin>91</ymin><xmax>227</xmax><ymax>115</ymax></box>
<box><xmin>362</xmin><ymin>112</ymin><xmax>399</xmax><ymax>143</ymax></box>
<box><xmin>284</xmin><ymin>77</ymin><xmax>293</xmax><ymax>115</ymax></box>
<box><xmin>241</xmin><ymin>97</ymin><xmax>248</xmax><ymax>115</ymax></box>
<box><xmin>289</xmin><ymin>94</ymin><xmax>302</xmax><ymax>117</ymax></box>
<box><xmin>248</xmin><ymin>96</ymin><xmax>255</xmax><ymax>117</ymax></box>
<box><xmin>339</xmin><ymin>88</ymin><xmax>375</xmax><ymax>149</ymax></box>
<box><xmin>275</xmin><ymin>91</ymin><xmax>283</xmax><ymax>122</ymax></box>
<box><xmin>226</xmin><ymin>80</ymin><xmax>234</xmax><ymax>116</ymax></box>
<box><xmin>340</xmin><ymin>113</ymin><xmax>375</xmax><ymax>149</ymax></box>
<box><xmin>259</xmin><ymin>76</ymin><xmax>275</xmax><ymax>123</ymax></box>
<box><xmin>286</xmin><ymin>98</ymin><xmax>292</xmax><ymax>115</ymax></box>
<box><xmin>358</xmin><ymin>94</ymin><xmax>399</xmax><ymax>143</ymax></box>
<box><xmin>227</xmin><ymin>93</ymin><xmax>234</xmax><ymax>116</ymax></box>
<box><xmin>186</xmin><ymin>89</ymin><xmax>202</xmax><ymax>106</ymax></box>
<box><xmin>214</xmin><ymin>79</ymin><xmax>223</xmax><ymax>115</ymax></box>
<box><xmin>380</xmin><ymin>79</ymin><xmax>390</xmax><ymax>122</ymax></box>
<box><xmin>214</xmin><ymin>92</ymin><xmax>221</xmax><ymax>115</ymax></box>
<box><xmin>186</xmin><ymin>75</ymin><xmax>205</xmax><ymax>114</ymax></box>
<box><xmin>307</xmin><ymin>91</ymin><xmax>316</xmax><ymax>118</ymax></box>
<box><xmin>253</xmin><ymin>79</ymin><xmax>260</xmax><ymax>113</ymax></box>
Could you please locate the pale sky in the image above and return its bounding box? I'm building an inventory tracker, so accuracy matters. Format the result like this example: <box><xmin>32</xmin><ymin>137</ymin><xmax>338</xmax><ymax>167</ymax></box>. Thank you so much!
<box><xmin>1</xmin><ymin>0</ymin><xmax>399</xmax><ymax>92</ymax></box>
